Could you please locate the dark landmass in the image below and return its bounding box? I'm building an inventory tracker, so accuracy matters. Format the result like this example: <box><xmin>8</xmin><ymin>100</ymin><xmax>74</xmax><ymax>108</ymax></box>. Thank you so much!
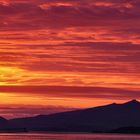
<box><xmin>109</xmin><ymin>126</ymin><xmax>140</xmax><ymax>134</ymax></box>
<box><xmin>0</xmin><ymin>128</ymin><xmax>28</xmax><ymax>133</ymax></box>
<box><xmin>0</xmin><ymin>100</ymin><xmax>140</xmax><ymax>133</ymax></box>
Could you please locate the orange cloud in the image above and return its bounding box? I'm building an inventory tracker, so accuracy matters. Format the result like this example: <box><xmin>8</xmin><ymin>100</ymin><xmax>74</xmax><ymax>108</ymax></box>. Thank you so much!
<box><xmin>0</xmin><ymin>0</ymin><xmax>139</xmax><ymax>118</ymax></box>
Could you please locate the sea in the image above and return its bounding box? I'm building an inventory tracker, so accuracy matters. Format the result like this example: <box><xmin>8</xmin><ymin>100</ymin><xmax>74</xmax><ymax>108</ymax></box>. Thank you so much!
<box><xmin>0</xmin><ymin>133</ymin><xmax>140</xmax><ymax>140</ymax></box>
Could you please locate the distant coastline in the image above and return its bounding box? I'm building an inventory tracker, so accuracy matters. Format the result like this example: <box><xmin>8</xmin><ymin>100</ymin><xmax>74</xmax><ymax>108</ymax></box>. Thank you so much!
<box><xmin>0</xmin><ymin>100</ymin><xmax>140</xmax><ymax>134</ymax></box>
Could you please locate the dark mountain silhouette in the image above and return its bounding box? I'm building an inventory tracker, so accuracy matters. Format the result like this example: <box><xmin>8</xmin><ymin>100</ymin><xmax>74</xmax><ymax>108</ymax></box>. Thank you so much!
<box><xmin>0</xmin><ymin>117</ymin><xmax>7</xmax><ymax>123</ymax></box>
<box><xmin>5</xmin><ymin>99</ymin><xmax>140</xmax><ymax>132</ymax></box>
<box><xmin>109</xmin><ymin>126</ymin><xmax>140</xmax><ymax>134</ymax></box>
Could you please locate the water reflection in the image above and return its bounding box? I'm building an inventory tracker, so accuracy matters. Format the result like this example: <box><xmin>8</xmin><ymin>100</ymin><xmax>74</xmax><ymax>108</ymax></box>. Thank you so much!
<box><xmin>0</xmin><ymin>133</ymin><xmax>140</xmax><ymax>140</ymax></box>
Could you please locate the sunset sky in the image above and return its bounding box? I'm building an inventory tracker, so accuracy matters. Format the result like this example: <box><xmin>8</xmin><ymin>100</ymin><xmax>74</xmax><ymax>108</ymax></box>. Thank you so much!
<box><xmin>0</xmin><ymin>0</ymin><xmax>140</xmax><ymax>118</ymax></box>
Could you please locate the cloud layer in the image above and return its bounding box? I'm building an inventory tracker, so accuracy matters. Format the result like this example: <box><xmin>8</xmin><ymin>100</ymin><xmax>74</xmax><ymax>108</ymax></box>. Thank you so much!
<box><xmin>0</xmin><ymin>0</ymin><xmax>140</xmax><ymax>118</ymax></box>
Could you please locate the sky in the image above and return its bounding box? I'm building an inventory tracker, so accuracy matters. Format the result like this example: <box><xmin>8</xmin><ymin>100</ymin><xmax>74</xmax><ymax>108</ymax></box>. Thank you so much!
<box><xmin>0</xmin><ymin>0</ymin><xmax>140</xmax><ymax>118</ymax></box>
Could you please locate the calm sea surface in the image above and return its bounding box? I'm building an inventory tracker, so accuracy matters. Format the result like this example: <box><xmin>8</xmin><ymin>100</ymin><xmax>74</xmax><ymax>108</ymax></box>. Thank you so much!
<box><xmin>0</xmin><ymin>133</ymin><xmax>140</xmax><ymax>140</ymax></box>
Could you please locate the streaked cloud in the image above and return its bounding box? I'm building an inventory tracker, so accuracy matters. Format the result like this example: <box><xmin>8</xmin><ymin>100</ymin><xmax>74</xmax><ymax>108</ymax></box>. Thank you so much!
<box><xmin>0</xmin><ymin>0</ymin><xmax>139</xmax><ymax>118</ymax></box>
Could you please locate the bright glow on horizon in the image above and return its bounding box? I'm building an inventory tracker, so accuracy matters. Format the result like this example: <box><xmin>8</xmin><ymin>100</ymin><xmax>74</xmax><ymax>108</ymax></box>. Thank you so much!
<box><xmin>0</xmin><ymin>0</ymin><xmax>139</xmax><ymax>118</ymax></box>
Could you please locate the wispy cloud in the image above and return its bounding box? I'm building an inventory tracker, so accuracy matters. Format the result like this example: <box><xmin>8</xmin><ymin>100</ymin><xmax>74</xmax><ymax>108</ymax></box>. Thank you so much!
<box><xmin>0</xmin><ymin>0</ymin><xmax>139</xmax><ymax>117</ymax></box>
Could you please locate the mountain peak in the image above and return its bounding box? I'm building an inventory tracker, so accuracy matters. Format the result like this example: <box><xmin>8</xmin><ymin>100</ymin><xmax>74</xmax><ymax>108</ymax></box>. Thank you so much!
<box><xmin>124</xmin><ymin>99</ymin><xmax>140</xmax><ymax>105</ymax></box>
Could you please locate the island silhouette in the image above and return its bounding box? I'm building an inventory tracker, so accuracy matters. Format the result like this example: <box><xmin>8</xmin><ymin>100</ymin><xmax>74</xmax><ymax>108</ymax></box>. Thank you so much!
<box><xmin>0</xmin><ymin>99</ymin><xmax>140</xmax><ymax>133</ymax></box>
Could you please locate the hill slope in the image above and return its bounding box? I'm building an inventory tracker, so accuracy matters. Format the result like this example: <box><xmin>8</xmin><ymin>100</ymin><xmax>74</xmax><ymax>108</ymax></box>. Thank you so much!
<box><xmin>9</xmin><ymin>100</ymin><xmax>140</xmax><ymax>132</ymax></box>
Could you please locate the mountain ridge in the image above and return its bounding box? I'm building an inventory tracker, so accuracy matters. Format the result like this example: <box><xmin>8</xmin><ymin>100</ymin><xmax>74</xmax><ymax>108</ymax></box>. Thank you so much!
<box><xmin>0</xmin><ymin>99</ymin><xmax>140</xmax><ymax>132</ymax></box>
